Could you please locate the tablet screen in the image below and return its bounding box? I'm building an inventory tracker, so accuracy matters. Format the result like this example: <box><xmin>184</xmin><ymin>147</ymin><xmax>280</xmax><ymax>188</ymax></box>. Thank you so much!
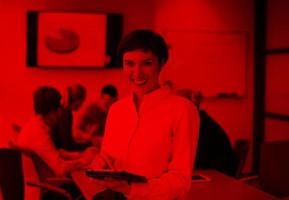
<box><xmin>86</xmin><ymin>170</ymin><xmax>148</xmax><ymax>183</ymax></box>
<box><xmin>192</xmin><ymin>173</ymin><xmax>211</xmax><ymax>182</ymax></box>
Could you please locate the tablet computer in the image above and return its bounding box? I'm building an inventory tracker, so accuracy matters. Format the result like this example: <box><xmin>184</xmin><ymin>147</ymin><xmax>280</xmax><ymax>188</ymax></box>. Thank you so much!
<box><xmin>86</xmin><ymin>170</ymin><xmax>148</xmax><ymax>183</ymax></box>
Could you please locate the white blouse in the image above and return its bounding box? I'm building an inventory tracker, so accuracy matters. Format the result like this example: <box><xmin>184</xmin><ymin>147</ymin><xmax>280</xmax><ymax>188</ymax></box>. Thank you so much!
<box><xmin>92</xmin><ymin>87</ymin><xmax>199</xmax><ymax>200</ymax></box>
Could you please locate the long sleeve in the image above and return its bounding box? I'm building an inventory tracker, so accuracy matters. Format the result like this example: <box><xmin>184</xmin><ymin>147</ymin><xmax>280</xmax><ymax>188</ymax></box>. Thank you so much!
<box><xmin>92</xmin><ymin>88</ymin><xmax>200</xmax><ymax>200</ymax></box>
<box><xmin>127</xmin><ymin>102</ymin><xmax>199</xmax><ymax>200</ymax></box>
<box><xmin>16</xmin><ymin>117</ymin><xmax>81</xmax><ymax>176</ymax></box>
<box><xmin>29</xmin><ymin>131</ymin><xmax>68</xmax><ymax>176</ymax></box>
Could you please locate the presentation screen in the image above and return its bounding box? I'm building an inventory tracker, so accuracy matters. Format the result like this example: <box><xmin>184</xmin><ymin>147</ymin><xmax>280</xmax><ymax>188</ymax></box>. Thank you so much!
<box><xmin>27</xmin><ymin>11</ymin><xmax>122</xmax><ymax>69</ymax></box>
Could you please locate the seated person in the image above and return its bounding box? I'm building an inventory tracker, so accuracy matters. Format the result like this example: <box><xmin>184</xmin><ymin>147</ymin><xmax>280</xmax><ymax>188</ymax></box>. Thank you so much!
<box><xmin>16</xmin><ymin>86</ymin><xmax>90</xmax><ymax>178</ymax></box>
<box><xmin>51</xmin><ymin>84</ymin><xmax>93</xmax><ymax>152</ymax></box>
<box><xmin>74</xmin><ymin>84</ymin><xmax>118</xmax><ymax>149</ymax></box>
<box><xmin>177</xmin><ymin>89</ymin><xmax>238</xmax><ymax>177</ymax></box>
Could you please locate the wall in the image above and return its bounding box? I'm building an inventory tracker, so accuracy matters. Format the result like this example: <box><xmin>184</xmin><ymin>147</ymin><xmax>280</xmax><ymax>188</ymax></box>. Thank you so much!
<box><xmin>0</xmin><ymin>0</ymin><xmax>155</xmax><ymax>124</ymax></box>
<box><xmin>154</xmin><ymin>0</ymin><xmax>254</xmax><ymax>172</ymax></box>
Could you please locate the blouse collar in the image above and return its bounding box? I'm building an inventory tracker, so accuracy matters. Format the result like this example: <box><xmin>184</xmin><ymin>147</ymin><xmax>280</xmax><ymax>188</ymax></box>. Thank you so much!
<box><xmin>129</xmin><ymin>86</ymin><xmax>172</xmax><ymax>114</ymax></box>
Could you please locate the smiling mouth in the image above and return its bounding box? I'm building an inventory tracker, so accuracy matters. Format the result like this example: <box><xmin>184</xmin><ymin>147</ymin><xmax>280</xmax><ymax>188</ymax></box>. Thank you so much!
<box><xmin>131</xmin><ymin>79</ymin><xmax>147</xmax><ymax>86</ymax></box>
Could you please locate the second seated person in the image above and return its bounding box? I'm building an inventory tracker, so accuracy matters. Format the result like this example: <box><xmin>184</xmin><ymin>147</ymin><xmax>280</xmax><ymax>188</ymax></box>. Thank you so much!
<box><xmin>74</xmin><ymin>84</ymin><xmax>118</xmax><ymax>150</ymax></box>
<box><xmin>90</xmin><ymin>29</ymin><xmax>200</xmax><ymax>200</ymax></box>
<box><xmin>52</xmin><ymin>84</ymin><xmax>92</xmax><ymax>152</ymax></box>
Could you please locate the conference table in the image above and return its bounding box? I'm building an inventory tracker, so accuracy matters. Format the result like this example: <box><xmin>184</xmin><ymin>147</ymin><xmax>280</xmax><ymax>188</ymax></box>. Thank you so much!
<box><xmin>181</xmin><ymin>170</ymin><xmax>278</xmax><ymax>200</ymax></box>
<box><xmin>71</xmin><ymin>170</ymin><xmax>278</xmax><ymax>200</ymax></box>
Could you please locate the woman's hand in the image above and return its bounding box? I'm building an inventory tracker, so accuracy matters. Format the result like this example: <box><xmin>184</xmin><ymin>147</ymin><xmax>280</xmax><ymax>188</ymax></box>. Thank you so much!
<box><xmin>79</xmin><ymin>147</ymin><xmax>98</xmax><ymax>166</ymax></box>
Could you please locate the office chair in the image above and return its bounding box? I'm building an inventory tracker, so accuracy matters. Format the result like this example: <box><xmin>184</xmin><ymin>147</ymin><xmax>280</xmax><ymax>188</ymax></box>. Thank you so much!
<box><xmin>0</xmin><ymin>148</ymin><xmax>24</xmax><ymax>200</ymax></box>
<box><xmin>259</xmin><ymin>140</ymin><xmax>289</xmax><ymax>198</ymax></box>
<box><xmin>8</xmin><ymin>142</ymin><xmax>74</xmax><ymax>200</ymax></box>
<box><xmin>234</xmin><ymin>139</ymin><xmax>250</xmax><ymax>179</ymax></box>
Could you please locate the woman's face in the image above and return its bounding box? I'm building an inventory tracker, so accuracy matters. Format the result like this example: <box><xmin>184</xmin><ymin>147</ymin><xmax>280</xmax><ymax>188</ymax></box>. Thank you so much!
<box><xmin>123</xmin><ymin>49</ymin><xmax>162</xmax><ymax>97</ymax></box>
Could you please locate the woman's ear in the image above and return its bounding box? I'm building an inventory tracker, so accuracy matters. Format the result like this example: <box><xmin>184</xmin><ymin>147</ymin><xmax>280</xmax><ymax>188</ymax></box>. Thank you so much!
<box><xmin>158</xmin><ymin>60</ymin><xmax>165</xmax><ymax>72</ymax></box>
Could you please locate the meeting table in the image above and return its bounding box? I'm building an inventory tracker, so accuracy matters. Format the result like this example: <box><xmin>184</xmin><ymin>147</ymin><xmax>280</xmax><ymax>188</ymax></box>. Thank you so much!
<box><xmin>71</xmin><ymin>169</ymin><xmax>278</xmax><ymax>200</ymax></box>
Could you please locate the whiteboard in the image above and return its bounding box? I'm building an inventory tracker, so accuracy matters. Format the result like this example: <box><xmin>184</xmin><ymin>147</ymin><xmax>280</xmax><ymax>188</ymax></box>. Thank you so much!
<box><xmin>161</xmin><ymin>30</ymin><xmax>247</xmax><ymax>97</ymax></box>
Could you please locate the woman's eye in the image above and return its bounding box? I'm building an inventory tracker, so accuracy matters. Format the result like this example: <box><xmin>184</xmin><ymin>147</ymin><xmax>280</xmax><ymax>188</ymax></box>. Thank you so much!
<box><xmin>124</xmin><ymin>61</ymin><xmax>134</xmax><ymax>67</ymax></box>
<box><xmin>143</xmin><ymin>61</ymin><xmax>153</xmax><ymax>66</ymax></box>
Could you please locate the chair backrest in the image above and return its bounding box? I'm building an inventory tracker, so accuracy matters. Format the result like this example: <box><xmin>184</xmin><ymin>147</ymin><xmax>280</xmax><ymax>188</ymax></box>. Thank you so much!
<box><xmin>234</xmin><ymin>139</ymin><xmax>250</xmax><ymax>179</ymax></box>
<box><xmin>28</xmin><ymin>152</ymin><xmax>56</xmax><ymax>182</ymax></box>
<box><xmin>259</xmin><ymin>140</ymin><xmax>289</xmax><ymax>198</ymax></box>
<box><xmin>8</xmin><ymin>141</ymin><xmax>55</xmax><ymax>182</ymax></box>
<box><xmin>8</xmin><ymin>142</ymin><xmax>41</xmax><ymax>200</ymax></box>
<box><xmin>0</xmin><ymin>148</ymin><xmax>24</xmax><ymax>200</ymax></box>
<box><xmin>8</xmin><ymin>141</ymin><xmax>75</xmax><ymax>200</ymax></box>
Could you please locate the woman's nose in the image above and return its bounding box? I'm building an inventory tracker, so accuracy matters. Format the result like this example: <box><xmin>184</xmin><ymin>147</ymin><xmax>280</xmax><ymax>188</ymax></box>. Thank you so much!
<box><xmin>132</xmin><ymin>65</ymin><xmax>143</xmax><ymax>77</ymax></box>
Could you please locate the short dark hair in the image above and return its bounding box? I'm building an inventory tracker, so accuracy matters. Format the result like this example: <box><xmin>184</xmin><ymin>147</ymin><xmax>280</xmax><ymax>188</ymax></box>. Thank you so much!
<box><xmin>33</xmin><ymin>86</ymin><xmax>61</xmax><ymax>115</ymax></box>
<box><xmin>117</xmin><ymin>29</ymin><xmax>169</xmax><ymax>66</ymax></box>
<box><xmin>101</xmin><ymin>84</ymin><xmax>118</xmax><ymax>98</ymax></box>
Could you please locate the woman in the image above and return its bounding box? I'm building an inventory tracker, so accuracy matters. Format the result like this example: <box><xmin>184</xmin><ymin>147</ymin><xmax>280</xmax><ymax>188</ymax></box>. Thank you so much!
<box><xmin>90</xmin><ymin>29</ymin><xmax>199</xmax><ymax>200</ymax></box>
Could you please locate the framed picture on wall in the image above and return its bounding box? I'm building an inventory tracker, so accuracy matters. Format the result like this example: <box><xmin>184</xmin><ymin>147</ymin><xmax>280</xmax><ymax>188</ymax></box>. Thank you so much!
<box><xmin>27</xmin><ymin>11</ymin><xmax>122</xmax><ymax>69</ymax></box>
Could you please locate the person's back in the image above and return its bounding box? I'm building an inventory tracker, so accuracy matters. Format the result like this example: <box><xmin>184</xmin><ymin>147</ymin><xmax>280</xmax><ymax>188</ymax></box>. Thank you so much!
<box><xmin>17</xmin><ymin>114</ymin><xmax>85</xmax><ymax>199</ymax></box>
<box><xmin>176</xmin><ymin>89</ymin><xmax>237</xmax><ymax>176</ymax></box>
<box><xmin>194</xmin><ymin>110</ymin><xmax>238</xmax><ymax>176</ymax></box>
<box><xmin>17</xmin><ymin>115</ymin><xmax>59</xmax><ymax>178</ymax></box>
